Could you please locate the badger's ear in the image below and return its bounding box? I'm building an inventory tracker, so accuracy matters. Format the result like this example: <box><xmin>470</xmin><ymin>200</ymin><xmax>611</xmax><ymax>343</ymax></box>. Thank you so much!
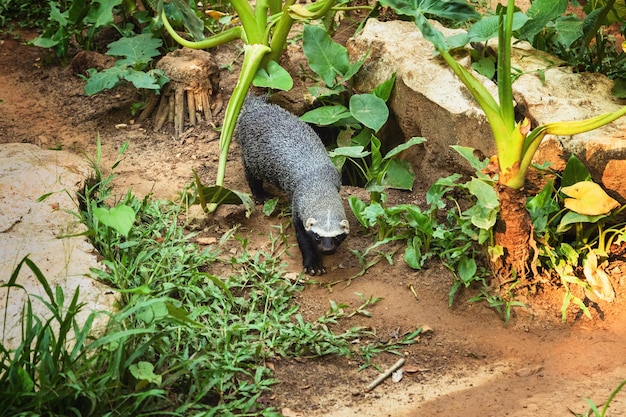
<box><xmin>305</xmin><ymin>218</ymin><xmax>316</xmax><ymax>231</ymax></box>
<box><xmin>340</xmin><ymin>219</ymin><xmax>350</xmax><ymax>234</ymax></box>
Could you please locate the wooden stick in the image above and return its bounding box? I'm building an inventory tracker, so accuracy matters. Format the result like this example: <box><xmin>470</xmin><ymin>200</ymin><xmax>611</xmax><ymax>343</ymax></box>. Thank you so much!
<box><xmin>364</xmin><ymin>357</ymin><xmax>406</xmax><ymax>392</ymax></box>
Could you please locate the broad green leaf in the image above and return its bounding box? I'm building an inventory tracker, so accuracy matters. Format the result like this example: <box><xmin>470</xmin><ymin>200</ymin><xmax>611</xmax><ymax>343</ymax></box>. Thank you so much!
<box><xmin>49</xmin><ymin>1</ymin><xmax>68</xmax><ymax>25</ymax></box>
<box><xmin>379</xmin><ymin>0</ymin><xmax>479</xmax><ymax>51</ymax></box>
<box><xmin>451</xmin><ymin>145</ymin><xmax>489</xmax><ymax>173</ymax></box>
<box><xmin>468</xmin><ymin>12</ymin><xmax>528</xmax><ymax>42</ymax></box>
<box><xmin>124</xmin><ymin>68</ymin><xmax>169</xmax><ymax>90</ymax></box>
<box><xmin>554</xmin><ymin>15</ymin><xmax>584</xmax><ymax>49</ymax></box>
<box><xmin>86</xmin><ymin>0</ymin><xmax>122</xmax><ymax>29</ymax></box>
<box><xmin>93</xmin><ymin>204</ymin><xmax>135</xmax><ymax>237</ymax></box>
<box><xmin>557</xmin><ymin>211</ymin><xmax>609</xmax><ymax>233</ymax></box>
<box><xmin>468</xmin><ymin>177</ymin><xmax>499</xmax><ymax>209</ymax></box>
<box><xmin>372</xmin><ymin>73</ymin><xmax>397</xmax><ymax>102</ymax></box>
<box><xmin>472</xmin><ymin>57</ymin><xmax>496</xmax><ymax>80</ymax></box>
<box><xmin>68</xmin><ymin>0</ymin><xmax>88</xmax><ymax>23</ymax></box>
<box><xmin>349</xmin><ymin>94</ymin><xmax>389</xmax><ymax>132</ymax></box>
<box><xmin>300</xmin><ymin>105</ymin><xmax>352</xmax><ymax>125</ymax></box>
<box><xmin>466</xmin><ymin>204</ymin><xmax>498</xmax><ymax>229</ymax></box>
<box><xmin>384</xmin><ymin>136</ymin><xmax>426</xmax><ymax>160</ymax></box>
<box><xmin>129</xmin><ymin>361</ymin><xmax>162</xmax><ymax>385</ymax></box>
<box><xmin>458</xmin><ymin>257</ymin><xmax>477</xmax><ymax>284</ymax></box>
<box><xmin>348</xmin><ymin>196</ymin><xmax>368</xmax><ymax>228</ymax></box>
<box><xmin>382</xmin><ymin>159</ymin><xmax>415</xmax><ymax>191</ymax></box>
<box><xmin>106</xmin><ymin>34</ymin><xmax>163</xmax><ymax>65</ymax></box>
<box><xmin>561</xmin><ymin>155</ymin><xmax>591</xmax><ymax>187</ymax></box>
<box><xmin>253</xmin><ymin>61</ymin><xmax>294</xmax><ymax>91</ymax></box>
<box><xmin>262</xmin><ymin>197</ymin><xmax>279</xmax><ymax>216</ymax></box>
<box><xmin>379</xmin><ymin>0</ymin><xmax>480</xmax><ymax>23</ymax></box>
<box><xmin>84</xmin><ymin>67</ymin><xmax>126</xmax><ymax>95</ymax></box>
<box><xmin>518</xmin><ymin>0</ymin><xmax>567</xmax><ymax>39</ymax></box>
<box><xmin>405</xmin><ymin>237</ymin><xmax>423</xmax><ymax>269</ymax></box>
<box><xmin>302</xmin><ymin>24</ymin><xmax>349</xmax><ymax>86</ymax></box>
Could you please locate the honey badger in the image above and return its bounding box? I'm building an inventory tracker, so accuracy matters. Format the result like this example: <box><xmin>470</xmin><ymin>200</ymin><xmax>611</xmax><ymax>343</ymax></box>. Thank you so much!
<box><xmin>235</xmin><ymin>94</ymin><xmax>349</xmax><ymax>275</ymax></box>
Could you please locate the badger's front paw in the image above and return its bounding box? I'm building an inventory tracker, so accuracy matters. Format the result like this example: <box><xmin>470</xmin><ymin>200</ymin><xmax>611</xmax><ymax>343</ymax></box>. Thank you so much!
<box><xmin>303</xmin><ymin>258</ymin><xmax>326</xmax><ymax>276</ymax></box>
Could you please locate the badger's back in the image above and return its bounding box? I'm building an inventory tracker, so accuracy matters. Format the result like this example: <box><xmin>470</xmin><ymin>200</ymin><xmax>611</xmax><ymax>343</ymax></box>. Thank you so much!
<box><xmin>235</xmin><ymin>95</ymin><xmax>335</xmax><ymax>198</ymax></box>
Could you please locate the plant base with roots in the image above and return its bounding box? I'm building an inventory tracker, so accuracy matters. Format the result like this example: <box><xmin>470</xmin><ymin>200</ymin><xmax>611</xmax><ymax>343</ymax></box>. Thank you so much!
<box><xmin>491</xmin><ymin>183</ymin><xmax>539</xmax><ymax>291</ymax></box>
<box><xmin>139</xmin><ymin>48</ymin><xmax>223</xmax><ymax>138</ymax></box>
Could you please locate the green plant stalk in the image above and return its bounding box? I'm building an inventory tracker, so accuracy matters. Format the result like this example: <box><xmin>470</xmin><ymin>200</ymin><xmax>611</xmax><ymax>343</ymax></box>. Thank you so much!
<box><xmin>161</xmin><ymin>11</ymin><xmax>243</xmax><ymax>48</ymax></box>
<box><xmin>210</xmin><ymin>44</ymin><xmax>271</xmax><ymax>212</ymax></box>
<box><xmin>264</xmin><ymin>0</ymin><xmax>297</xmax><ymax>65</ymax></box>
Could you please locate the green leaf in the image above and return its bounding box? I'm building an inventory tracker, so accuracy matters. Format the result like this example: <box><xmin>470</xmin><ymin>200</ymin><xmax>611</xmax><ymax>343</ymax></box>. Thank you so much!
<box><xmin>405</xmin><ymin>237</ymin><xmax>423</xmax><ymax>269</ymax></box>
<box><xmin>518</xmin><ymin>0</ymin><xmax>568</xmax><ymax>40</ymax></box>
<box><xmin>329</xmin><ymin>146</ymin><xmax>370</xmax><ymax>159</ymax></box>
<box><xmin>106</xmin><ymin>33</ymin><xmax>163</xmax><ymax>65</ymax></box>
<box><xmin>468</xmin><ymin>178</ymin><xmax>499</xmax><ymax>209</ymax></box>
<box><xmin>384</xmin><ymin>136</ymin><xmax>426</xmax><ymax>160</ymax></box>
<box><xmin>93</xmin><ymin>204</ymin><xmax>135</xmax><ymax>237</ymax></box>
<box><xmin>262</xmin><ymin>197</ymin><xmax>279</xmax><ymax>216</ymax></box>
<box><xmin>302</xmin><ymin>24</ymin><xmax>349</xmax><ymax>86</ymax></box>
<box><xmin>561</xmin><ymin>154</ymin><xmax>591</xmax><ymax>187</ymax></box>
<box><xmin>458</xmin><ymin>257</ymin><xmax>477</xmax><ymax>284</ymax></box>
<box><xmin>84</xmin><ymin>67</ymin><xmax>125</xmax><ymax>95</ymax></box>
<box><xmin>557</xmin><ymin>211</ymin><xmax>609</xmax><ymax>232</ymax></box>
<box><xmin>553</xmin><ymin>15</ymin><xmax>584</xmax><ymax>49</ymax></box>
<box><xmin>169</xmin><ymin>0</ymin><xmax>205</xmax><ymax>40</ymax></box>
<box><xmin>382</xmin><ymin>159</ymin><xmax>415</xmax><ymax>191</ymax></box>
<box><xmin>129</xmin><ymin>361</ymin><xmax>162</xmax><ymax>386</ymax></box>
<box><xmin>300</xmin><ymin>105</ymin><xmax>352</xmax><ymax>125</ymax></box>
<box><xmin>124</xmin><ymin>68</ymin><xmax>169</xmax><ymax>90</ymax></box>
<box><xmin>472</xmin><ymin>57</ymin><xmax>496</xmax><ymax>80</ymax></box>
<box><xmin>349</xmin><ymin>94</ymin><xmax>389</xmax><ymax>132</ymax></box>
<box><xmin>372</xmin><ymin>73</ymin><xmax>397</xmax><ymax>102</ymax></box>
<box><xmin>348</xmin><ymin>196</ymin><xmax>368</xmax><ymax>228</ymax></box>
<box><xmin>253</xmin><ymin>61</ymin><xmax>294</xmax><ymax>91</ymax></box>
<box><xmin>379</xmin><ymin>0</ymin><xmax>480</xmax><ymax>50</ymax></box>
<box><xmin>468</xmin><ymin>12</ymin><xmax>528</xmax><ymax>42</ymax></box>
<box><xmin>86</xmin><ymin>0</ymin><xmax>122</xmax><ymax>29</ymax></box>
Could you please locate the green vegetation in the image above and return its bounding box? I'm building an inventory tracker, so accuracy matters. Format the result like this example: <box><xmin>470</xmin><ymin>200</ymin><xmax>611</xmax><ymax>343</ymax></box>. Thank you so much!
<box><xmin>0</xmin><ymin>140</ymin><xmax>421</xmax><ymax>415</ymax></box>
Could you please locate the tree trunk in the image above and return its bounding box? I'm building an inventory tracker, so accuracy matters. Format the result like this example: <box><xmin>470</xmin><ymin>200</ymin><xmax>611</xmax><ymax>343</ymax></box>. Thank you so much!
<box><xmin>491</xmin><ymin>183</ymin><xmax>536</xmax><ymax>289</ymax></box>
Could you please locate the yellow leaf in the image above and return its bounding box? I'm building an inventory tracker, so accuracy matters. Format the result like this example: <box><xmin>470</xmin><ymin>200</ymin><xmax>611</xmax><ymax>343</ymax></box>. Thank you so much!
<box><xmin>561</xmin><ymin>181</ymin><xmax>620</xmax><ymax>216</ymax></box>
<box><xmin>583</xmin><ymin>251</ymin><xmax>615</xmax><ymax>302</ymax></box>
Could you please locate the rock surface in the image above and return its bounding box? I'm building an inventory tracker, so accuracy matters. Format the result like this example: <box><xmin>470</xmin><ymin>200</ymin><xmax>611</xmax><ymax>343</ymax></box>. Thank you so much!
<box><xmin>0</xmin><ymin>143</ymin><xmax>115</xmax><ymax>350</ymax></box>
<box><xmin>348</xmin><ymin>19</ymin><xmax>626</xmax><ymax>200</ymax></box>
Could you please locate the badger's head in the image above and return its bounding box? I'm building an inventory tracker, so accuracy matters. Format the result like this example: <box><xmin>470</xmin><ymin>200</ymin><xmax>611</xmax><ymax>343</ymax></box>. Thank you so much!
<box><xmin>305</xmin><ymin>218</ymin><xmax>349</xmax><ymax>254</ymax></box>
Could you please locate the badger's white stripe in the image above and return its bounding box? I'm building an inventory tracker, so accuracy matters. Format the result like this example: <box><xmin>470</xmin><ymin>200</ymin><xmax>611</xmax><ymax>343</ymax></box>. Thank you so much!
<box><xmin>308</xmin><ymin>211</ymin><xmax>347</xmax><ymax>237</ymax></box>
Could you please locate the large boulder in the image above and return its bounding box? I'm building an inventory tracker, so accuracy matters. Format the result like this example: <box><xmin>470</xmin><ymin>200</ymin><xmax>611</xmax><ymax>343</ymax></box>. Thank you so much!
<box><xmin>347</xmin><ymin>19</ymin><xmax>626</xmax><ymax>200</ymax></box>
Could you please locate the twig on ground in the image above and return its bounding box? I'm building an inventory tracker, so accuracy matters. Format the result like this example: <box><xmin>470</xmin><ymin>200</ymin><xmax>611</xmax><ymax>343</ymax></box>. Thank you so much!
<box><xmin>364</xmin><ymin>357</ymin><xmax>406</xmax><ymax>393</ymax></box>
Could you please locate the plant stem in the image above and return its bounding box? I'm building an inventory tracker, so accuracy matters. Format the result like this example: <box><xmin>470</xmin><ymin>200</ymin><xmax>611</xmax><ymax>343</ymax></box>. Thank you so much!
<box><xmin>209</xmin><ymin>44</ymin><xmax>271</xmax><ymax>212</ymax></box>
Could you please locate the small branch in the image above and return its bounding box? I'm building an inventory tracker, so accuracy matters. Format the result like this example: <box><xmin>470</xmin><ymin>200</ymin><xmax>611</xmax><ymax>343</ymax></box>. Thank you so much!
<box><xmin>364</xmin><ymin>358</ymin><xmax>406</xmax><ymax>393</ymax></box>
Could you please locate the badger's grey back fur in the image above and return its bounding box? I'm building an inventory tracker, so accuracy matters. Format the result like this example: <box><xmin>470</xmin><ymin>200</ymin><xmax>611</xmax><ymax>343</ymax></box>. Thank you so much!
<box><xmin>235</xmin><ymin>94</ymin><xmax>349</xmax><ymax>274</ymax></box>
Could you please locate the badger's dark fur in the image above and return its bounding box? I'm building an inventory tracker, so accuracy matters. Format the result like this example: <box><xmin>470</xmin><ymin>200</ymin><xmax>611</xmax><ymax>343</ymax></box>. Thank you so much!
<box><xmin>235</xmin><ymin>95</ymin><xmax>349</xmax><ymax>275</ymax></box>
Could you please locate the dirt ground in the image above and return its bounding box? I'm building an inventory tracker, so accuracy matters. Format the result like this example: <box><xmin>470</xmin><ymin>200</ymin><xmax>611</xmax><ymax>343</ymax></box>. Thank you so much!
<box><xmin>2</xmin><ymin>26</ymin><xmax>626</xmax><ymax>417</ymax></box>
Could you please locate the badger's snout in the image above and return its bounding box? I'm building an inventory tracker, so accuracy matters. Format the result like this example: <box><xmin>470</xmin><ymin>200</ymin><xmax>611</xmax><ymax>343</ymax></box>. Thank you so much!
<box><xmin>316</xmin><ymin>234</ymin><xmax>347</xmax><ymax>255</ymax></box>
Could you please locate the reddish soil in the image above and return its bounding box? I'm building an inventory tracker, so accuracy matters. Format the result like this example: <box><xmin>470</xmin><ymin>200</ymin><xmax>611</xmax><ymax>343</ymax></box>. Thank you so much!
<box><xmin>2</xmin><ymin>25</ymin><xmax>626</xmax><ymax>417</ymax></box>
